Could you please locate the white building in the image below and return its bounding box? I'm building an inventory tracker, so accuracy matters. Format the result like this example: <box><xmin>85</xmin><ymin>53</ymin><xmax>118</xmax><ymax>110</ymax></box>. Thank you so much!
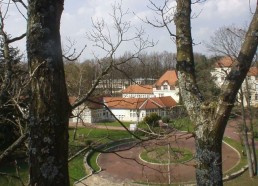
<box><xmin>121</xmin><ymin>70</ymin><xmax>180</xmax><ymax>102</ymax></box>
<box><xmin>122</xmin><ymin>85</ymin><xmax>154</xmax><ymax>98</ymax></box>
<box><xmin>69</xmin><ymin>96</ymin><xmax>177</xmax><ymax>124</ymax></box>
<box><xmin>69</xmin><ymin>70</ymin><xmax>180</xmax><ymax>124</ymax></box>
<box><xmin>103</xmin><ymin>96</ymin><xmax>177</xmax><ymax>122</ymax></box>
<box><xmin>153</xmin><ymin>70</ymin><xmax>179</xmax><ymax>102</ymax></box>
<box><xmin>211</xmin><ymin>57</ymin><xmax>233</xmax><ymax>87</ymax></box>
<box><xmin>242</xmin><ymin>67</ymin><xmax>258</xmax><ymax>107</ymax></box>
<box><xmin>211</xmin><ymin>56</ymin><xmax>258</xmax><ymax>107</ymax></box>
<box><xmin>69</xmin><ymin>97</ymin><xmax>105</xmax><ymax>124</ymax></box>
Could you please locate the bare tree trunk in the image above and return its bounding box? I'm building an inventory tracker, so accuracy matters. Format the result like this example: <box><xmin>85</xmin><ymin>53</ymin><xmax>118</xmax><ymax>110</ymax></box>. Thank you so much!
<box><xmin>73</xmin><ymin>116</ymin><xmax>80</xmax><ymax>141</ymax></box>
<box><xmin>174</xmin><ymin>1</ymin><xmax>224</xmax><ymax>182</ymax></box>
<box><xmin>27</xmin><ymin>0</ymin><xmax>70</xmax><ymax>185</ymax></box>
<box><xmin>244</xmin><ymin>80</ymin><xmax>257</xmax><ymax>175</ymax></box>
<box><xmin>195</xmin><ymin>137</ymin><xmax>223</xmax><ymax>185</ymax></box>
<box><xmin>174</xmin><ymin>0</ymin><xmax>258</xmax><ymax>185</ymax></box>
<box><xmin>240</xmin><ymin>88</ymin><xmax>254</xmax><ymax>177</ymax></box>
<box><xmin>73</xmin><ymin>73</ymin><xmax>83</xmax><ymax>140</ymax></box>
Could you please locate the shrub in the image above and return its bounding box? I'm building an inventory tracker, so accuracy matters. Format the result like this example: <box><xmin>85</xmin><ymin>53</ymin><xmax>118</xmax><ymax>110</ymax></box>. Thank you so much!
<box><xmin>162</xmin><ymin>116</ymin><xmax>170</xmax><ymax>123</ymax></box>
<box><xmin>143</xmin><ymin>113</ymin><xmax>161</xmax><ymax>127</ymax></box>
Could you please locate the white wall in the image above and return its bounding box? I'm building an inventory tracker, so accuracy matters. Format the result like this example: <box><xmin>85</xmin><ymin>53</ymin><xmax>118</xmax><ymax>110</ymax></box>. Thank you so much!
<box><xmin>122</xmin><ymin>93</ymin><xmax>154</xmax><ymax>98</ymax></box>
<box><xmin>153</xmin><ymin>87</ymin><xmax>179</xmax><ymax>102</ymax></box>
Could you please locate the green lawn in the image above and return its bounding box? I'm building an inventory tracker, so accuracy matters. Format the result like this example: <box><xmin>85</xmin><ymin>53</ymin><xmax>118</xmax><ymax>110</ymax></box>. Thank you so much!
<box><xmin>69</xmin><ymin>153</ymin><xmax>87</xmax><ymax>185</ymax></box>
<box><xmin>223</xmin><ymin>137</ymin><xmax>258</xmax><ymax>185</ymax></box>
<box><xmin>0</xmin><ymin>161</ymin><xmax>28</xmax><ymax>186</ymax></box>
<box><xmin>170</xmin><ymin>117</ymin><xmax>193</xmax><ymax>132</ymax></box>
<box><xmin>225</xmin><ymin>171</ymin><xmax>258</xmax><ymax>186</ymax></box>
<box><xmin>0</xmin><ymin>153</ymin><xmax>88</xmax><ymax>186</ymax></box>
<box><xmin>95</xmin><ymin>121</ymin><xmax>131</xmax><ymax>128</ymax></box>
<box><xmin>69</xmin><ymin>127</ymin><xmax>132</xmax><ymax>144</ymax></box>
<box><xmin>140</xmin><ymin>146</ymin><xmax>193</xmax><ymax>164</ymax></box>
<box><xmin>0</xmin><ymin>127</ymin><xmax>132</xmax><ymax>186</ymax></box>
<box><xmin>223</xmin><ymin>137</ymin><xmax>247</xmax><ymax>174</ymax></box>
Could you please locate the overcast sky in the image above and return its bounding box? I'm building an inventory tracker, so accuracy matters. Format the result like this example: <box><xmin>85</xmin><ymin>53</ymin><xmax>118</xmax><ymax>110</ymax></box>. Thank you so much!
<box><xmin>3</xmin><ymin>0</ymin><xmax>257</xmax><ymax>61</ymax></box>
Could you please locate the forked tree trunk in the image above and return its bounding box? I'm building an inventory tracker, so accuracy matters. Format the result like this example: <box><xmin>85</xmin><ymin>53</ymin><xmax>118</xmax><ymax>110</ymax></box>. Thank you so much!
<box><xmin>27</xmin><ymin>0</ymin><xmax>70</xmax><ymax>185</ymax></box>
<box><xmin>174</xmin><ymin>0</ymin><xmax>258</xmax><ymax>185</ymax></box>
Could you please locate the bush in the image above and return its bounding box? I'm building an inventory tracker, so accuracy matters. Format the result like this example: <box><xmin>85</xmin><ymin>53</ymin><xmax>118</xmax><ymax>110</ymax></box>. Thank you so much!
<box><xmin>162</xmin><ymin>116</ymin><xmax>170</xmax><ymax>123</ymax></box>
<box><xmin>143</xmin><ymin>113</ymin><xmax>161</xmax><ymax>127</ymax></box>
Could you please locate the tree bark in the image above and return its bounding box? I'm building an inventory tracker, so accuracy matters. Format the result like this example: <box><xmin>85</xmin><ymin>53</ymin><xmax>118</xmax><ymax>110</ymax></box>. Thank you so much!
<box><xmin>244</xmin><ymin>80</ymin><xmax>258</xmax><ymax>175</ymax></box>
<box><xmin>195</xmin><ymin>137</ymin><xmax>223</xmax><ymax>185</ymax></box>
<box><xmin>240</xmin><ymin>88</ymin><xmax>254</xmax><ymax>177</ymax></box>
<box><xmin>27</xmin><ymin>0</ymin><xmax>70</xmax><ymax>185</ymax></box>
<box><xmin>174</xmin><ymin>0</ymin><xmax>258</xmax><ymax>185</ymax></box>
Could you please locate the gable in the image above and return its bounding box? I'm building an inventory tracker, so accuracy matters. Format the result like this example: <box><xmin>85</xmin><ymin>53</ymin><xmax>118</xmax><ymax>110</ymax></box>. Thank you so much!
<box><xmin>154</xmin><ymin>70</ymin><xmax>178</xmax><ymax>87</ymax></box>
<box><xmin>214</xmin><ymin>56</ymin><xmax>234</xmax><ymax>68</ymax></box>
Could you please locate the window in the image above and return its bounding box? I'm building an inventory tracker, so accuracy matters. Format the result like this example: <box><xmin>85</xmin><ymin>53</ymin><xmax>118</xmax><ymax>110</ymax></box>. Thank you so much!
<box><xmin>163</xmin><ymin>85</ymin><xmax>168</xmax><ymax>90</ymax></box>
<box><xmin>130</xmin><ymin>110</ymin><xmax>137</xmax><ymax>117</ymax></box>
<box><xmin>159</xmin><ymin>93</ymin><xmax>164</xmax><ymax>97</ymax></box>
<box><xmin>255</xmin><ymin>94</ymin><xmax>258</xmax><ymax>100</ymax></box>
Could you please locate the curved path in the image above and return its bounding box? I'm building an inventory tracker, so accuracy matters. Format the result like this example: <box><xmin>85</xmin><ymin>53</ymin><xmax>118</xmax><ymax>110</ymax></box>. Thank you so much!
<box><xmin>97</xmin><ymin>134</ymin><xmax>239</xmax><ymax>185</ymax></box>
<box><xmin>76</xmin><ymin>121</ymin><xmax>245</xmax><ymax>186</ymax></box>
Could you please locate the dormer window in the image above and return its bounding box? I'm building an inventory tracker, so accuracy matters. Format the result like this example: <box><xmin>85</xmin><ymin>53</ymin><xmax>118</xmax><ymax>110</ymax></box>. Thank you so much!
<box><xmin>163</xmin><ymin>85</ymin><xmax>168</xmax><ymax>90</ymax></box>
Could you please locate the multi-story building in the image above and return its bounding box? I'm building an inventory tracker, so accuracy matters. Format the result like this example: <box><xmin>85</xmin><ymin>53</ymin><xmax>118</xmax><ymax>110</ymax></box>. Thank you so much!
<box><xmin>121</xmin><ymin>70</ymin><xmax>179</xmax><ymax>102</ymax></box>
<box><xmin>153</xmin><ymin>70</ymin><xmax>179</xmax><ymax>102</ymax></box>
<box><xmin>211</xmin><ymin>56</ymin><xmax>258</xmax><ymax>107</ymax></box>
<box><xmin>70</xmin><ymin>70</ymin><xmax>179</xmax><ymax>124</ymax></box>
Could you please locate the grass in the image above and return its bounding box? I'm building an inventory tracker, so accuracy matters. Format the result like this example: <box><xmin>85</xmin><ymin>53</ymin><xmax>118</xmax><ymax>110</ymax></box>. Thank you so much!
<box><xmin>0</xmin><ymin>127</ymin><xmax>131</xmax><ymax>186</ymax></box>
<box><xmin>140</xmin><ymin>146</ymin><xmax>193</xmax><ymax>164</ymax></box>
<box><xmin>69</xmin><ymin>127</ymin><xmax>132</xmax><ymax>143</ymax></box>
<box><xmin>70</xmin><ymin>127</ymin><xmax>135</xmax><ymax>179</ymax></box>
<box><xmin>88</xmin><ymin>152</ymin><xmax>101</xmax><ymax>172</ymax></box>
<box><xmin>0</xmin><ymin>161</ymin><xmax>28</xmax><ymax>186</ymax></box>
<box><xmin>95</xmin><ymin>121</ymin><xmax>131</xmax><ymax>128</ymax></box>
<box><xmin>223</xmin><ymin>137</ymin><xmax>247</xmax><ymax>174</ymax></box>
<box><xmin>170</xmin><ymin>117</ymin><xmax>193</xmax><ymax>132</ymax></box>
<box><xmin>0</xmin><ymin>153</ymin><xmax>88</xmax><ymax>186</ymax></box>
<box><xmin>223</xmin><ymin>136</ymin><xmax>258</xmax><ymax>186</ymax></box>
<box><xmin>225</xmin><ymin>171</ymin><xmax>258</xmax><ymax>186</ymax></box>
<box><xmin>68</xmin><ymin>153</ymin><xmax>87</xmax><ymax>185</ymax></box>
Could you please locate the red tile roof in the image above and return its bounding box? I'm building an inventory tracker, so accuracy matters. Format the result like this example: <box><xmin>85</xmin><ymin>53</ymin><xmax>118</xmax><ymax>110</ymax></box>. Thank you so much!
<box><xmin>214</xmin><ymin>57</ymin><xmax>258</xmax><ymax>76</ymax></box>
<box><xmin>248</xmin><ymin>67</ymin><xmax>258</xmax><ymax>76</ymax></box>
<box><xmin>104</xmin><ymin>96</ymin><xmax>176</xmax><ymax>110</ymax></box>
<box><xmin>69</xmin><ymin>96</ymin><xmax>103</xmax><ymax>109</ymax></box>
<box><xmin>69</xmin><ymin>96</ymin><xmax>77</xmax><ymax>105</ymax></box>
<box><xmin>122</xmin><ymin>85</ymin><xmax>153</xmax><ymax>94</ymax></box>
<box><xmin>154</xmin><ymin>70</ymin><xmax>178</xmax><ymax>87</ymax></box>
<box><xmin>214</xmin><ymin>57</ymin><xmax>234</xmax><ymax>68</ymax></box>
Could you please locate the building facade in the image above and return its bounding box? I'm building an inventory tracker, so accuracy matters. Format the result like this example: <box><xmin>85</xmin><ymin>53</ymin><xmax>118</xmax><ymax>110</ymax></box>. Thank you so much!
<box><xmin>211</xmin><ymin>56</ymin><xmax>258</xmax><ymax>107</ymax></box>
<box><xmin>122</xmin><ymin>70</ymin><xmax>180</xmax><ymax>102</ymax></box>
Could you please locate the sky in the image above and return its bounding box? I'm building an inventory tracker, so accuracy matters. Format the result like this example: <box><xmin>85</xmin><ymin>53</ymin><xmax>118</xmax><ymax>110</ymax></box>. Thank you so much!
<box><xmin>2</xmin><ymin>0</ymin><xmax>257</xmax><ymax>61</ymax></box>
